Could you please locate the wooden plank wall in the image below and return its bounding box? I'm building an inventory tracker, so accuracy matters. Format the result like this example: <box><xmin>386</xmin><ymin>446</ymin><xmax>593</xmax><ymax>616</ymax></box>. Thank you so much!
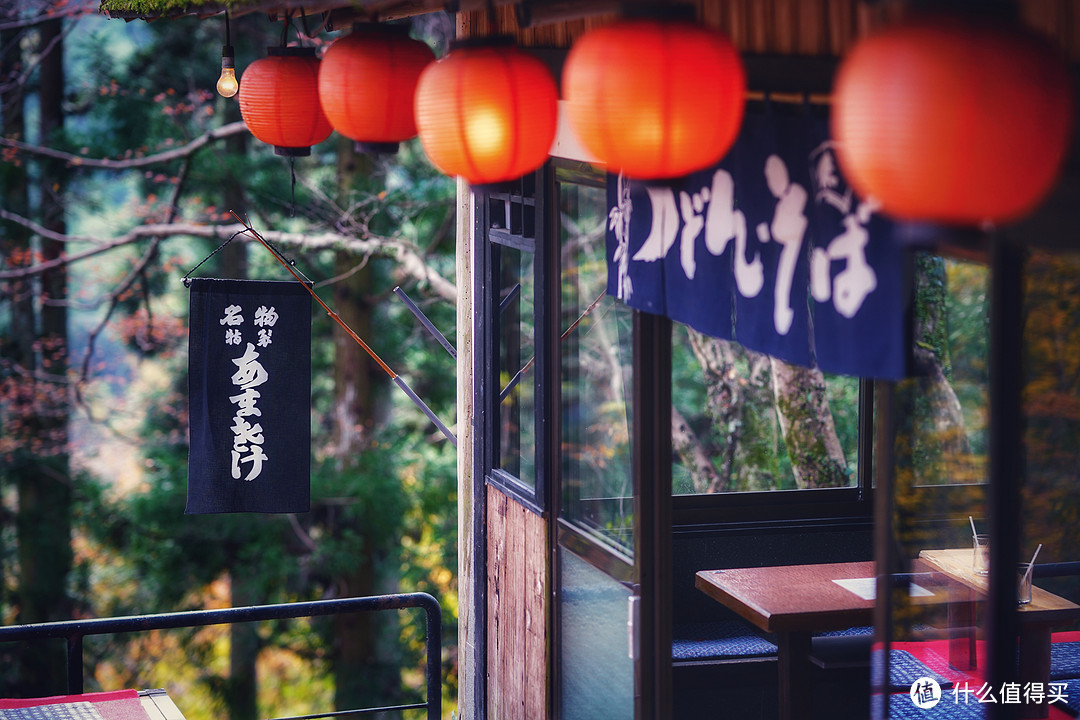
<box><xmin>486</xmin><ymin>485</ymin><xmax>547</xmax><ymax>720</ymax></box>
<box><xmin>459</xmin><ymin>0</ymin><xmax>1080</xmax><ymax>60</ymax></box>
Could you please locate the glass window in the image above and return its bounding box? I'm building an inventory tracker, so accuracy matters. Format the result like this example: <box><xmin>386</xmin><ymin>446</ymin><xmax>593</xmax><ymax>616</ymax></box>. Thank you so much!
<box><xmin>559</xmin><ymin>180</ymin><xmax>635</xmax><ymax>554</ymax></box>
<box><xmin>876</xmin><ymin>250</ymin><xmax>992</xmax><ymax>716</ymax></box>
<box><xmin>1020</xmin><ymin>248</ymin><xmax>1080</xmax><ymax>614</ymax></box>
<box><xmin>497</xmin><ymin>243</ymin><xmax>536</xmax><ymax>487</ymax></box>
<box><xmin>671</xmin><ymin>326</ymin><xmax>861</xmax><ymax>494</ymax></box>
<box><xmin>488</xmin><ymin>178</ymin><xmax>539</xmax><ymax>495</ymax></box>
<box><xmin>904</xmin><ymin>253</ymin><xmax>989</xmax><ymax>490</ymax></box>
<box><xmin>557</xmin><ymin>546</ymin><xmax>634</xmax><ymax>720</ymax></box>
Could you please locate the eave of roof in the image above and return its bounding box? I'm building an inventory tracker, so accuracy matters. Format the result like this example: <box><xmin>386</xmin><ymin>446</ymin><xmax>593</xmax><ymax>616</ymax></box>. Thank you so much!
<box><xmin>97</xmin><ymin>0</ymin><xmax>439</xmax><ymax>21</ymax></box>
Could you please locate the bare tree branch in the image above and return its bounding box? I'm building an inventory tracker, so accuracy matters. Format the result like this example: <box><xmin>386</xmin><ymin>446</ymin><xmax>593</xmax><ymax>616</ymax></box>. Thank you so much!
<box><xmin>0</xmin><ymin>2</ymin><xmax>96</xmax><ymax>32</ymax></box>
<box><xmin>0</xmin><ymin>16</ymin><xmax>78</xmax><ymax>97</ymax></box>
<box><xmin>77</xmin><ymin>156</ymin><xmax>192</xmax><ymax>382</ymax></box>
<box><xmin>0</xmin><ymin>120</ymin><xmax>249</xmax><ymax>169</ymax></box>
<box><xmin>0</xmin><ymin>210</ymin><xmax>458</xmax><ymax>302</ymax></box>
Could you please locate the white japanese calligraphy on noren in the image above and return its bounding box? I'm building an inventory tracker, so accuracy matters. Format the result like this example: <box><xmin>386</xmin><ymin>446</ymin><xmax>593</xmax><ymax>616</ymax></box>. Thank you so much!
<box><xmin>622</xmin><ymin>142</ymin><xmax>882</xmax><ymax>338</ymax></box>
<box><xmin>633</xmin><ymin>185</ymin><xmax>679</xmax><ymax>266</ymax></box>
<box><xmin>254</xmin><ymin>305</ymin><xmax>279</xmax><ymax>327</ymax></box>
<box><xmin>228</xmin><ymin>338</ymin><xmax>269</xmax><ymax>481</ymax></box>
<box><xmin>231</xmin><ymin>342</ymin><xmax>268</xmax><ymax>390</ymax></box>
<box><xmin>229</xmin><ymin>388</ymin><xmax>262</xmax><ymax>417</ymax></box>
<box><xmin>758</xmin><ymin>154</ymin><xmax>808</xmax><ymax>336</ymax></box>
<box><xmin>704</xmin><ymin>168</ymin><xmax>764</xmax><ymax>298</ymax></box>
<box><xmin>220</xmin><ymin>304</ymin><xmax>243</xmax><ymax>325</ymax></box>
<box><xmin>633</xmin><ymin>168</ymin><xmax>768</xmax><ymax>294</ymax></box>
<box><xmin>609</xmin><ymin>173</ymin><xmax>634</xmax><ymax>301</ymax></box>
<box><xmin>220</xmin><ymin>304</ymin><xmax>244</xmax><ymax>344</ymax></box>
<box><xmin>809</xmin><ymin>142</ymin><xmax>879</xmax><ymax>319</ymax></box>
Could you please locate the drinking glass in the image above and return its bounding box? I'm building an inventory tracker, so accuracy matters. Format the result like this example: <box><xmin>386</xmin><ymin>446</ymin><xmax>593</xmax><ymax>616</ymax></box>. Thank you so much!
<box><xmin>973</xmin><ymin>534</ymin><xmax>990</xmax><ymax>576</ymax></box>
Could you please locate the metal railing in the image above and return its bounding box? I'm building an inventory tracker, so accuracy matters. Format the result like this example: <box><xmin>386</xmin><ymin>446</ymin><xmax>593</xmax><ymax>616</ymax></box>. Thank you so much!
<box><xmin>0</xmin><ymin>592</ymin><xmax>441</xmax><ymax>720</ymax></box>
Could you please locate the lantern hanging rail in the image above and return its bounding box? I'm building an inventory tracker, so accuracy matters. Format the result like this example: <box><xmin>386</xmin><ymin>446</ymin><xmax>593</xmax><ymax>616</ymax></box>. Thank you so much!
<box><xmin>746</xmin><ymin>90</ymin><xmax>831</xmax><ymax>106</ymax></box>
<box><xmin>229</xmin><ymin>212</ymin><xmax>457</xmax><ymax>448</ymax></box>
<box><xmin>500</xmin><ymin>289</ymin><xmax>607</xmax><ymax>402</ymax></box>
<box><xmin>393</xmin><ymin>286</ymin><xmax>456</xmax><ymax>360</ymax></box>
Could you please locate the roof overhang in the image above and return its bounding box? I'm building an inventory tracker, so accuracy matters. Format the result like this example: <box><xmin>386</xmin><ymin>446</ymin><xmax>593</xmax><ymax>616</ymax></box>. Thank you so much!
<box><xmin>98</xmin><ymin>0</ymin><xmax>501</xmax><ymax>22</ymax></box>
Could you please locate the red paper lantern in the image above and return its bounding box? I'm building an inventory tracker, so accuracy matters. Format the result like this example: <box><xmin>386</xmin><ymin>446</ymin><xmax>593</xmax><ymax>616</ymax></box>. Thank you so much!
<box><xmin>414</xmin><ymin>41</ymin><xmax>558</xmax><ymax>185</ymax></box>
<box><xmin>562</xmin><ymin>17</ymin><xmax>746</xmax><ymax>180</ymax></box>
<box><xmin>319</xmin><ymin>24</ymin><xmax>434</xmax><ymax>153</ymax></box>
<box><xmin>832</xmin><ymin>13</ymin><xmax>1074</xmax><ymax>225</ymax></box>
<box><xmin>239</xmin><ymin>47</ymin><xmax>333</xmax><ymax>156</ymax></box>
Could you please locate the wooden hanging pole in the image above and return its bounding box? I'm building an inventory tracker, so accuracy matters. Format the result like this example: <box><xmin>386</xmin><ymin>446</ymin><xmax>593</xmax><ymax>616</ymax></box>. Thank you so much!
<box><xmin>230</xmin><ymin>211</ymin><xmax>457</xmax><ymax>446</ymax></box>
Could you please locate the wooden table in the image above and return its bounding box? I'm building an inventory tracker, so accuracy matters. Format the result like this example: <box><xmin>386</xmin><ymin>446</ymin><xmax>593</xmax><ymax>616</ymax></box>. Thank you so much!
<box><xmin>695</xmin><ymin>561</ymin><xmax>881</xmax><ymax>720</ymax></box>
<box><xmin>919</xmin><ymin>548</ymin><xmax>1080</xmax><ymax>719</ymax></box>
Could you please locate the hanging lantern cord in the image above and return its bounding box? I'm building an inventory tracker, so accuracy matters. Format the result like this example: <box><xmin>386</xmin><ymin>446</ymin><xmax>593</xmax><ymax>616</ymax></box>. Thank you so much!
<box><xmin>289</xmin><ymin>156</ymin><xmax>297</xmax><ymax>218</ymax></box>
<box><xmin>298</xmin><ymin>7</ymin><xmax>312</xmax><ymax>39</ymax></box>
<box><xmin>279</xmin><ymin>10</ymin><xmax>291</xmax><ymax>47</ymax></box>
<box><xmin>181</xmin><ymin>229</ymin><xmax>247</xmax><ymax>287</ymax></box>
<box><xmin>229</xmin><ymin>211</ymin><xmax>458</xmax><ymax>447</ymax></box>
<box><xmin>224</xmin><ymin>9</ymin><xmax>231</xmax><ymax>46</ymax></box>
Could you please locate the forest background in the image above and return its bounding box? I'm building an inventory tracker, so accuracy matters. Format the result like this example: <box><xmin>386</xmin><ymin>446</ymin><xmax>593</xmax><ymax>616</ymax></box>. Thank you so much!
<box><xmin>0</xmin><ymin>1</ymin><xmax>460</xmax><ymax>718</ymax></box>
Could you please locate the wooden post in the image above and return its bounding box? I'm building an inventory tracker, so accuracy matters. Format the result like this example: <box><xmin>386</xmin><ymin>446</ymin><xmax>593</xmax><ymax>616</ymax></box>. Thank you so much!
<box><xmin>456</xmin><ymin>174</ymin><xmax>483</xmax><ymax>720</ymax></box>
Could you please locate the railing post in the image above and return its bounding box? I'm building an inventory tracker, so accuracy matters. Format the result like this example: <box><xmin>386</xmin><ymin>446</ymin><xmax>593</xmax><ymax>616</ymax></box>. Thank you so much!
<box><xmin>424</xmin><ymin>596</ymin><xmax>442</xmax><ymax>720</ymax></box>
<box><xmin>67</xmin><ymin>635</ymin><xmax>84</xmax><ymax>694</ymax></box>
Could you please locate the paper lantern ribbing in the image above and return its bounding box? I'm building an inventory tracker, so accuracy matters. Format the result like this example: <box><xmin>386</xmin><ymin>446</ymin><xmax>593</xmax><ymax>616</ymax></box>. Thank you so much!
<box><xmin>239</xmin><ymin>47</ymin><xmax>333</xmax><ymax>156</ymax></box>
<box><xmin>319</xmin><ymin>25</ymin><xmax>435</xmax><ymax>153</ymax></box>
<box><xmin>414</xmin><ymin>42</ymin><xmax>558</xmax><ymax>185</ymax></box>
<box><xmin>562</xmin><ymin>18</ymin><xmax>746</xmax><ymax>180</ymax></box>
<box><xmin>832</xmin><ymin>13</ymin><xmax>1074</xmax><ymax>225</ymax></box>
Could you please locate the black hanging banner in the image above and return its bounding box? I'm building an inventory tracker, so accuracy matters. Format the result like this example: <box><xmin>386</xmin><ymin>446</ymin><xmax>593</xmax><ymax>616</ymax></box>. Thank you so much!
<box><xmin>187</xmin><ymin>278</ymin><xmax>311</xmax><ymax>514</ymax></box>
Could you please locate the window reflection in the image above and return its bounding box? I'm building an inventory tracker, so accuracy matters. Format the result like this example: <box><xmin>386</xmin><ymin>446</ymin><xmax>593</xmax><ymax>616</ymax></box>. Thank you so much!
<box><xmin>498</xmin><ymin>244</ymin><xmax>536</xmax><ymax>486</ymax></box>
<box><xmin>559</xmin><ymin>182</ymin><xmax>634</xmax><ymax>553</ymax></box>
<box><xmin>907</xmin><ymin>253</ymin><xmax>989</xmax><ymax>489</ymax></box>
<box><xmin>1021</xmin><ymin>249</ymin><xmax>1080</xmax><ymax>612</ymax></box>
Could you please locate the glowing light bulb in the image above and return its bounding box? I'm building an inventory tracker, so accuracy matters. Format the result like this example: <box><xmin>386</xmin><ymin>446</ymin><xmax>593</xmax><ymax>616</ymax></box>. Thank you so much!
<box><xmin>217</xmin><ymin>46</ymin><xmax>238</xmax><ymax>98</ymax></box>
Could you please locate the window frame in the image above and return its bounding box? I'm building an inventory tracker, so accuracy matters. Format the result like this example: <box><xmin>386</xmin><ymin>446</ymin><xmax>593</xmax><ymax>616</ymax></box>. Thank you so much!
<box><xmin>479</xmin><ymin>171</ymin><xmax>552</xmax><ymax>516</ymax></box>
<box><xmin>671</xmin><ymin>377</ymin><xmax>876</xmax><ymax>527</ymax></box>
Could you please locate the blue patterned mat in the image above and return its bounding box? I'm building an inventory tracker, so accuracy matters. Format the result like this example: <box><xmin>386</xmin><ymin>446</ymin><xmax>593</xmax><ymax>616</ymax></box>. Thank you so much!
<box><xmin>888</xmin><ymin>649</ymin><xmax>954</xmax><ymax>692</ymax></box>
<box><xmin>817</xmin><ymin>625</ymin><xmax>874</xmax><ymax>637</ymax></box>
<box><xmin>883</xmin><ymin>693</ymin><xmax>986</xmax><ymax>719</ymax></box>
<box><xmin>1053</xmin><ymin>643</ymin><xmax>1080</xmax><ymax>680</ymax></box>
<box><xmin>671</xmin><ymin>621</ymin><xmax>778</xmax><ymax>660</ymax></box>
<box><xmin>1054</xmin><ymin>677</ymin><xmax>1080</xmax><ymax>716</ymax></box>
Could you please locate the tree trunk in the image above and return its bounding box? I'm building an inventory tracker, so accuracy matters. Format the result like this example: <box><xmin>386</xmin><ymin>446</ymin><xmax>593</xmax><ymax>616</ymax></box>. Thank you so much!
<box><xmin>14</xmin><ymin>17</ymin><xmax>73</xmax><ymax>693</ymax></box>
<box><xmin>908</xmin><ymin>254</ymin><xmax>973</xmax><ymax>483</ymax></box>
<box><xmin>686</xmin><ymin>331</ymin><xmax>741</xmax><ymax>492</ymax></box>
<box><xmin>685</xmin><ymin>332</ymin><xmax>781</xmax><ymax>491</ymax></box>
<box><xmin>0</xmin><ymin>20</ymin><xmax>32</xmax><ymax>684</ymax></box>
<box><xmin>330</xmin><ymin>142</ymin><xmax>398</xmax><ymax>714</ymax></box>
<box><xmin>734</xmin><ymin>350</ymin><xmax>780</xmax><ymax>491</ymax></box>
<box><xmin>227</xmin><ymin>572</ymin><xmax>260</xmax><ymax>720</ymax></box>
<box><xmin>770</xmin><ymin>358</ymin><xmax>849</xmax><ymax>489</ymax></box>
<box><xmin>671</xmin><ymin>405</ymin><xmax>721</xmax><ymax>494</ymax></box>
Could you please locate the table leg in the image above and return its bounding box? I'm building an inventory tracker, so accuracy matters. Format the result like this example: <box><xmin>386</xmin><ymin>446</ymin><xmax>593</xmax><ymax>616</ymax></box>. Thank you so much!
<box><xmin>777</xmin><ymin>630</ymin><xmax>812</xmax><ymax>720</ymax></box>
<box><xmin>1019</xmin><ymin>624</ymin><xmax>1051</xmax><ymax>719</ymax></box>
<box><xmin>947</xmin><ymin>585</ymin><xmax>978</xmax><ymax>671</ymax></box>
